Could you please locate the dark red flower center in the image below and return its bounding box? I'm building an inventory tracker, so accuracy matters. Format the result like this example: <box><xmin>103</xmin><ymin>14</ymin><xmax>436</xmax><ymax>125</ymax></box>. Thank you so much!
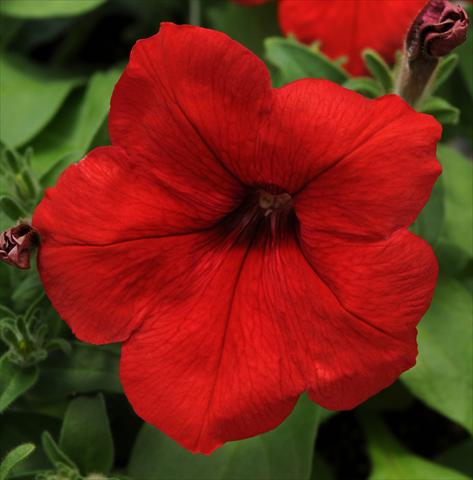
<box><xmin>222</xmin><ymin>185</ymin><xmax>297</xmax><ymax>245</ymax></box>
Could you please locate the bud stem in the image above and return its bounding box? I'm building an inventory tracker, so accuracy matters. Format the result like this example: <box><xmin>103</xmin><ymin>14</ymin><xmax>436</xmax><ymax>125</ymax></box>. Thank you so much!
<box><xmin>395</xmin><ymin>56</ymin><xmax>439</xmax><ymax>107</ymax></box>
<box><xmin>396</xmin><ymin>0</ymin><xmax>469</xmax><ymax>107</ymax></box>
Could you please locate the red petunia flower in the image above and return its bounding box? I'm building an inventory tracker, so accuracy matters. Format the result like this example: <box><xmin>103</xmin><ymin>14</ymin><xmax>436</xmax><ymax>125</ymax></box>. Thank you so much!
<box><xmin>33</xmin><ymin>24</ymin><xmax>441</xmax><ymax>454</ymax></box>
<box><xmin>234</xmin><ymin>0</ymin><xmax>427</xmax><ymax>75</ymax></box>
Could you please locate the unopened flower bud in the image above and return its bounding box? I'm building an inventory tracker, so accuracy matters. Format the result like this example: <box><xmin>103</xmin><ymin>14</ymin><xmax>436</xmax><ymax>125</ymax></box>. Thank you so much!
<box><xmin>407</xmin><ymin>0</ymin><xmax>468</xmax><ymax>60</ymax></box>
<box><xmin>0</xmin><ymin>223</ymin><xmax>39</xmax><ymax>269</ymax></box>
<box><xmin>396</xmin><ymin>0</ymin><xmax>469</xmax><ymax>105</ymax></box>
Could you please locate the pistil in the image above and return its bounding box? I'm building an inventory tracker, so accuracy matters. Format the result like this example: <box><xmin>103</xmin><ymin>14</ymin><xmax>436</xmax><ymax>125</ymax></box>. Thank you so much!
<box><xmin>258</xmin><ymin>190</ymin><xmax>293</xmax><ymax>217</ymax></box>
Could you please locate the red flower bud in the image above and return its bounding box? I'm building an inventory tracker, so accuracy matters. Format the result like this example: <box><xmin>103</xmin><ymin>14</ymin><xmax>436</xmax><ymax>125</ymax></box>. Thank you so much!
<box><xmin>407</xmin><ymin>0</ymin><xmax>469</xmax><ymax>60</ymax></box>
<box><xmin>0</xmin><ymin>224</ymin><xmax>39</xmax><ymax>269</ymax></box>
<box><xmin>397</xmin><ymin>0</ymin><xmax>469</xmax><ymax>105</ymax></box>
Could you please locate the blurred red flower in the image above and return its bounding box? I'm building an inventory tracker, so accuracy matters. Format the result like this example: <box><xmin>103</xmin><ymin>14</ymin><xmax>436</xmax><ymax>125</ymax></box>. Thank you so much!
<box><xmin>33</xmin><ymin>24</ymin><xmax>441</xmax><ymax>454</ymax></box>
<box><xmin>234</xmin><ymin>0</ymin><xmax>426</xmax><ymax>75</ymax></box>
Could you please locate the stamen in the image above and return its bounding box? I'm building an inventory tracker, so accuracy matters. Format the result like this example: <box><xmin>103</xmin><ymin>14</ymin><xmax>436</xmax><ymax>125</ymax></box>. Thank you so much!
<box><xmin>258</xmin><ymin>190</ymin><xmax>292</xmax><ymax>217</ymax></box>
<box><xmin>220</xmin><ymin>186</ymin><xmax>296</xmax><ymax>245</ymax></box>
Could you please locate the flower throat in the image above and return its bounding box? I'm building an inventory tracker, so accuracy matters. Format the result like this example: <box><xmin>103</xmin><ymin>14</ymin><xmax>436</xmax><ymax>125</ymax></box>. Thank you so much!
<box><xmin>222</xmin><ymin>185</ymin><xmax>297</xmax><ymax>245</ymax></box>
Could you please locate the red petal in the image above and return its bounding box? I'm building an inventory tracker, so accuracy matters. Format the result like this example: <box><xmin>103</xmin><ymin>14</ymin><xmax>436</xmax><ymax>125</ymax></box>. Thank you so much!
<box><xmin>120</xmin><ymin>233</ymin><xmax>304</xmax><ymax>454</ymax></box>
<box><xmin>120</xmin><ymin>226</ymin><xmax>434</xmax><ymax>452</ymax></box>
<box><xmin>278</xmin><ymin>0</ymin><xmax>426</xmax><ymax>75</ymax></box>
<box><xmin>33</xmin><ymin>146</ymin><xmax>242</xmax><ymax>343</ymax></box>
<box><xmin>296</xmin><ymin>229</ymin><xmax>438</xmax><ymax>409</ymax></box>
<box><xmin>251</xmin><ymin>79</ymin><xmax>440</xmax><ymax>206</ymax></box>
<box><xmin>251</xmin><ymin>79</ymin><xmax>381</xmax><ymax>192</ymax></box>
<box><xmin>291</xmin><ymin>85</ymin><xmax>441</xmax><ymax>240</ymax></box>
<box><xmin>109</xmin><ymin>23</ymin><xmax>272</xmax><ymax>188</ymax></box>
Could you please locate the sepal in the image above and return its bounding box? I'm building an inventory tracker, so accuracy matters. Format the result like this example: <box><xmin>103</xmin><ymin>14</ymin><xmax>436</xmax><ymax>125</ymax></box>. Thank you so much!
<box><xmin>419</xmin><ymin>96</ymin><xmax>460</xmax><ymax>125</ymax></box>
<box><xmin>432</xmin><ymin>54</ymin><xmax>459</xmax><ymax>92</ymax></box>
<box><xmin>343</xmin><ymin>77</ymin><xmax>383</xmax><ymax>99</ymax></box>
<box><xmin>41</xmin><ymin>431</ymin><xmax>79</xmax><ymax>471</ymax></box>
<box><xmin>362</xmin><ymin>49</ymin><xmax>394</xmax><ymax>94</ymax></box>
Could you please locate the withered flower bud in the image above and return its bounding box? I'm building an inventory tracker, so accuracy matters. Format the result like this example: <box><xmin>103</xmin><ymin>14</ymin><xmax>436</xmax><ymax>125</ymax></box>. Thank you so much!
<box><xmin>0</xmin><ymin>223</ymin><xmax>39</xmax><ymax>269</ymax></box>
<box><xmin>407</xmin><ymin>0</ymin><xmax>468</xmax><ymax>60</ymax></box>
<box><xmin>397</xmin><ymin>0</ymin><xmax>469</xmax><ymax>105</ymax></box>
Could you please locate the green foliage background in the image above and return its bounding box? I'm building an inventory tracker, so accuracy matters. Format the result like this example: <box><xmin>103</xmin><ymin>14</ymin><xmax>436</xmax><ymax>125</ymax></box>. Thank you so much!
<box><xmin>0</xmin><ymin>1</ymin><xmax>472</xmax><ymax>479</ymax></box>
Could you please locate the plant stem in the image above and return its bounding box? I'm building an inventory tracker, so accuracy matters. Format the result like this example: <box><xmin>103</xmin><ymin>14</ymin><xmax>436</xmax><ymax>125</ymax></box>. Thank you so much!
<box><xmin>189</xmin><ymin>0</ymin><xmax>201</xmax><ymax>26</ymax></box>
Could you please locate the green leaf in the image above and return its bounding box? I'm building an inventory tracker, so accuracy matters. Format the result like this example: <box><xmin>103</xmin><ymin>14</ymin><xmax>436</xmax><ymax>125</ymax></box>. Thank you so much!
<box><xmin>0</xmin><ymin>53</ymin><xmax>83</xmax><ymax>148</ymax></box>
<box><xmin>39</xmin><ymin>154</ymin><xmax>77</xmax><ymax>189</ymax></box>
<box><xmin>362</xmin><ymin>49</ymin><xmax>393</xmax><ymax>93</ymax></box>
<box><xmin>458</xmin><ymin>5</ymin><xmax>473</xmax><ymax>99</ymax></box>
<box><xmin>436</xmin><ymin>439</ymin><xmax>473</xmax><ymax>478</ymax></box>
<box><xmin>0</xmin><ymin>444</ymin><xmax>35</xmax><ymax>480</ymax></box>
<box><xmin>432</xmin><ymin>55</ymin><xmax>459</xmax><ymax>93</ymax></box>
<box><xmin>208</xmin><ymin>1</ymin><xmax>279</xmax><ymax>57</ymax></box>
<box><xmin>342</xmin><ymin>77</ymin><xmax>382</xmax><ymax>99</ymax></box>
<box><xmin>0</xmin><ymin>16</ymin><xmax>22</xmax><ymax>48</ymax></box>
<box><xmin>402</xmin><ymin>276</ymin><xmax>473</xmax><ymax>434</ymax></box>
<box><xmin>419</xmin><ymin>96</ymin><xmax>460</xmax><ymax>125</ymax></box>
<box><xmin>362</xmin><ymin>413</ymin><xmax>470</xmax><ymax>480</ymax></box>
<box><xmin>410</xmin><ymin>176</ymin><xmax>444</xmax><ymax>246</ymax></box>
<box><xmin>0</xmin><ymin>195</ymin><xmax>27</xmax><ymax>221</ymax></box>
<box><xmin>437</xmin><ymin>144</ymin><xmax>473</xmax><ymax>258</ymax></box>
<box><xmin>0</xmin><ymin>0</ymin><xmax>106</xmax><ymax>18</ymax></box>
<box><xmin>265</xmin><ymin>36</ymin><xmax>349</xmax><ymax>87</ymax></box>
<box><xmin>11</xmin><ymin>272</ymin><xmax>42</xmax><ymax>311</ymax></box>
<box><xmin>41</xmin><ymin>432</ymin><xmax>77</xmax><ymax>470</ymax></box>
<box><xmin>32</xmin><ymin>68</ymin><xmax>121</xmax><ymax>176</ymax></box>
<box><xmin>31</xmin><ymin>343</ymin><xmax>121</xmax><ymax>400</ymax></box>
<box><xmin>311</xmin><ymin>458</ymin><xmax>334</xmax><ymax>480</ymax></box>
<box><xmin>59</xmin><ymin>395</ymin><xmax>114</xmax><ymax>475</ymax></box>
<box><xmin>435</xmin><ymin>242</ymin><xmax>471</xmax><ymax>278</ymax></box>
<box><xmin>0</xmin><ymin>412</ymin><xmax>60</xmax><ymax>474</ymax></box>
<box><xmin>360</xmin><ymin>381</ymin><xmax>413</xmax><ymax>413</ymax></box>
<box><xmin>0</xmin><ymin>354</ymin><xmax>38</xmax><ymax>413</ymax></box>
<box><xmin>129</xmin><ymin>396</ymin><xmax>321</xmax><ymax>480</ymax></box>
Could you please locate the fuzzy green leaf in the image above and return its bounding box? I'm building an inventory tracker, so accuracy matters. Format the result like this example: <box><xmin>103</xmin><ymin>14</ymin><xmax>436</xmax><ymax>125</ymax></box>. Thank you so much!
<box><xmin>0</xmin><ymin>354</ymin><xmax>38</xmax><ymax>413</ymax></box>
<box><xmin>39</xmin><ymin>154</ymin><xmax>77</xmax><ymax>189</ymax></box>
<box><xmin>343</xmin><ymin>77</ymin><xmax>383</xmax><ymax>98</ymax></box>
<box><xmin>0</xmin><ymin>53</ymin><xmax>83</xmax><ymax>148</ymax></box>
<box><xmin>437</xmin><ymin>145</ymin><xmax>473</xmax><ymax>259</ymax></box>
<box><xmin>402</xmin><ymin>276</ymin><xmax>473</xmax><ymax>434</ymax></box>
<box><xmin>0</xmin><ymin>443</ymin><xmax>35</xmax><ymax>480</ymax></box>
<box><xmin>11</xmin><ymin>273</ymin><xmax>43</xmax><ymax>311</ymax></box>
<box><xmin>0</xmin><ymin>0</ymin><xmax>106</xmax><ymax>18</ymax></box>
<box><xmin>410</xmin><ymin>176</ymin><xmax>444</xmax><ymax>246</ymax></box>
<box><xmin>0</xmin><ymin>195</ymin><xmax>27</xmax><ymax>221</ymax></box>
<box><xmin>129</xmin><ymin>396</ymin><xmax>321</xmax><ymax>480</ymax></box>
<box><xmin>265</xmin><ymin>36</ymin><xmax>348</xmax><ymax>87</ymax></box>
<box><xmin>31</xmin><ymin>343</ymin><xmax>121</xmax><ymax>400</ymax></box>
<box><xmin>458</xmin><ymin>5</ymin><xmax>473</xmax><ymax>99</ymax></box>
<box><xmin>362</xmin><ymin>49</ymin><xmax>393</xmax><ymax>93</ymax></box>
<box><xmin>419</xmin><ymin>96</ymin><xmax>460</xmax><ymax>125</ymax></box>
<box><xmin>59</xmin><ymin>394</ymin><xmax>114</xmax><ymax>475</ymax></box>
<box><xmin>32</xmin><ymin>68</ymin><xmax>121</xmax><ymax>176</ymax></box>
<box><xmin>208</xmin><ymin>1</ymin><xmax>279</xmax><ymax>57</ymax></box>
<box><xmin>436</xmin><ymin>439</ymin><xmax>473</xmax><ymax>478</ymax></box>
<box><xmin>362</xmin><ymin>414</ymin><xmax>470</xmax><ymax>480</ymax></box>
<box><xmin>41</xmin><ymin>431</ymin><xmax>77</xmax><ymax>470</ymax></box>
<box><xmin>432</xmin><ymin>55</ymin><xmax>459</xmax><ymax>93</ymax></box>
<box><xmin>0</xmin><ymin>412</ymin><xmax>61</xmax><ymax>474</ymax></box>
